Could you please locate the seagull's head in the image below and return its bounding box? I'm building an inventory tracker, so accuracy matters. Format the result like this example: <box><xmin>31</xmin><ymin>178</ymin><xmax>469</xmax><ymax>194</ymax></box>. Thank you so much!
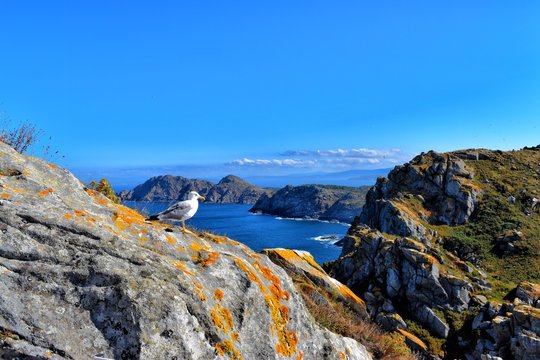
<box><xmin>189</xmin><ymin>191</ymin><xmax>206</xmax><ymax>202</ymax></box>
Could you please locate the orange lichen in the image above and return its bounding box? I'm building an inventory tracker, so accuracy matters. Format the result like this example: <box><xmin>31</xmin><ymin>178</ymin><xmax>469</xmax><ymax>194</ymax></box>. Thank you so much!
<box><xmin>338</xmin><ymin>351</ymin><xmax>346</xmax><ymax>359</ymax></box>
<box><xmin>211</xmin><ymin>305</ymin><xmax>234</xmax><ymax>332</ymax></box>
<box><xmin>189</xmin><ymin>240</ymin><xmax>203</xmax><ymax>252</ymax></box>
<box><xmin>85</xmin><ymin>189</ymin><xmax>98</xmax><ymax>196</ymax></box>
<box><xmin>201</xmin><ymin>232</ymin><xmax>228</xmax><ymax>244</ymax></box>
<box><xmin>231</xmin><ymin>332</ymin><xmax>239</xmax><ymax>342</ymax></box>
<box><xmin>296</xmin><ymin>352</ymin><xmax>304</xmax><ymax>360</ymax></box>
<box><xmin>197</xmin><ymin>251</ymin><xmax>220</xmax><ymax>267</ymax></box>
<box><xmin>174</xmin><ymin>261</ymin><xmax>195</xmax><ymax>276</ymax></box>
<box><xmin>86</xmin><ymin>189</ymin><xmax>109</xmax><ymax>205</ymax></box>
<box><xmin>193</xmin><ymin>282</ymin><xmax>207</xmax><ymax>301</ymax></box>
<box><xmin>234</xmin><ymin>258</ymin><xmax>266</xmax><ymax>294</ymax></box>
<box><xmin>1</xmin><ymin>193</ymin><xmax>9</xmax><ymax>198</ymax></box>
<box><xmin>47</xmin><ymin>163</ymin><xmax>58</xmax><ymax>169</ymax></box>
<box><xmin>214</xmin><ymin>289</ymin><xmax>224</xmax><ymax>301</ymax></box>
<box><xmin>233</xmin><ymin>256</ymin><xmax>298</xmax><ymax>356</ymax></box>
<box><xmin>37</xmin><ymin>188</ymin><xmax>53</xmax><ymax>197</ymax></box>
<box><xmin>45</xmin><ymin>350</ymin><xmax>52</xmax><ymax>358</ymax></box>
<box><xmin>165</xmin><ymin>235</ymin><xmax>175</xmax><ymax>245</ymax></box>
<box><xmin>111</xmin><ymin>203</ymin><xmax>147</xmax><ymax>231</ymax></box>
<box><xmin>74</xmin><ymin>210</ymin><xmax>86</xmax><ymax>217</ymax></box>
<box><xmin>215</xmin><ymin>340</ymin><xmax>243</xmax><ymax>360</ymax></box>
<box><xmin>63</xmin><ymin>214</ymin><xmax>72</xmax><ymax>219</ymax></box>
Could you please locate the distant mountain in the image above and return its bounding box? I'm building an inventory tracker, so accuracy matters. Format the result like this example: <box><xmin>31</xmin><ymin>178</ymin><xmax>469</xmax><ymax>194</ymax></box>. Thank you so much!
<box><xmin>205</xmin><ymin>175</ymin><xmax>273</xmax><ymax>204</ymax></box>
<box><xmin>119</xmin><ymin>174</ymin><xmax>270</xmax><ymax>204</ymax></box>
<box><xmin>250</xmin><ymin>184</ymin><xmax>370</xmax><ymax>223</ymax></box>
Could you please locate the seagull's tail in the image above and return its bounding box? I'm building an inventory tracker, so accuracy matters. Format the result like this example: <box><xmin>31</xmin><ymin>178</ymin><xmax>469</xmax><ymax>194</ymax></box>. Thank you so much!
<box><xmin>145</xmin><ymin>214</ymin><xmax>160</xmax><ymax>221</ymax></box>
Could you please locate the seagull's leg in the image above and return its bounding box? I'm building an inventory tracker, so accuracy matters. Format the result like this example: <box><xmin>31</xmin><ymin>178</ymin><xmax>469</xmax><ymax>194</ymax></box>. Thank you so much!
<box><xmin>182</xmin><ymin>220</ymin><xmax>186</xmax><ymax>232</ymax></box>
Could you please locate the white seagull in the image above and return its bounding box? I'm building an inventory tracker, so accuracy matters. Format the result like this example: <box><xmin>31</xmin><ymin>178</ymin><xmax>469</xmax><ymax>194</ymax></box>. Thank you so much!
<box><xmin>146</xmin><ymin>191</ymin><xmax>206</xmax><ymax>232</ymax></box>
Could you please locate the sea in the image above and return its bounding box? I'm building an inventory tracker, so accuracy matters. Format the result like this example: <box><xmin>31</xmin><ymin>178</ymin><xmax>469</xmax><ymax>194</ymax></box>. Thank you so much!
<box><xmin>123</xmin><ymin>202</ymin><xmax>348</xmax><ymax>265</ymax></box>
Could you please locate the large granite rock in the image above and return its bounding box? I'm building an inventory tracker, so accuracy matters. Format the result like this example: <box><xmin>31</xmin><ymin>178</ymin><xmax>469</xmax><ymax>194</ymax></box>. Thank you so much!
<box><xmin>359</xmin><ymin>151</ymin><xmax>479</xmax><ymax>236</ymax></box>
<box><xmin>469</xmin><ymin>284</ymin><xmax>540</xmax><ymax>360</ymax></box>
<box><xmin>261</xmin><ymin>248</ymin><xmax>368</xmax><ymax>318</ymax></box>
<box><xmin>250</xmin><ymin>185</ymin><xmax>368</xmax><ymax>223</ymax></box>
<box><xmin>0</xmin><ymin>143</ymin><xmax>371</xmax><ymax>360</ymax></box>
<box><xmin>327</xmin><ymin>226</ymin><xmax>471</xmax><ymax>338</ymax></box>
<box><xmin>120</xmin><ymin>175</ymin><xmax>269</xmax><ymax>205</ymax></box>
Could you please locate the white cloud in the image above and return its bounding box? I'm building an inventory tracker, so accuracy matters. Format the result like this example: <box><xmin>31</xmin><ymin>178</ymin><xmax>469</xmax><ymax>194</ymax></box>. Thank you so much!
<box><xmin>282</xmin><ymin>148</ymin><xmax>401</xmax><ymax>159</ymax></box>
<box><xmin>230</xmin><ymin>158</ymin><xmax>316</xmax><ymax>167</ymax></box>
<box><xmin>227</xmin><ymin>148</ymin><xmax>406</xmax><ymax>169</ymax></box>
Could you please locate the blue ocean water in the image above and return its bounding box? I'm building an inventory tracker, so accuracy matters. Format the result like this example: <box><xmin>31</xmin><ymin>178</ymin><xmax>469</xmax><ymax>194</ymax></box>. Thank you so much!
<box><xmin>123</xmin><ymin>202</ymin><xmax>348</xmax><ymax>264</ymax></box>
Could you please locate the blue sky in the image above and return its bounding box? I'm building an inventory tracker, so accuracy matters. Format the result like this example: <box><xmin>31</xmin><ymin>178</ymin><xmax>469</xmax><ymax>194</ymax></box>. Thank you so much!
<box><xmin>0</xmin><ymin>1</ymin><xmax>539</xmax><ymax>188</ymax></box>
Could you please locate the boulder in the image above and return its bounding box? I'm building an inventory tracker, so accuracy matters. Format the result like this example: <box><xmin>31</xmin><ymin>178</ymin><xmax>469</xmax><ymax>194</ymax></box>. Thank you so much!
<box><xmin>0</xmin><ymin>143</ymin><xmax>371</xmax><ymax>360</ymax></box>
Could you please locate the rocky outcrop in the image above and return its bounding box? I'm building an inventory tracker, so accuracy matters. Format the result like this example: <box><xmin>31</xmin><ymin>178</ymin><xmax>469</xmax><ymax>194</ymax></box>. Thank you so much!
<box><xmin>120</xmin><ymin>175</ymin><xmax>269</xmax><ymax>204</ymax></box>
<box><xmin>359</xmin><ymin>151</ymin><xmax>479</xmax><ymax>236</ymax></box>
<box><xmin>469</xmin><ymin>282</ymin><xmax>540</xmax><ymax>359</ymax></box>
<box><xmin>262</xmin><ymin>249</ymin><xmax>419</xmax><ymax>359</ymax></box>
<box><xmin>327</xmin><ymin>226</ymin><xmax>470</xmax><ymax>338</ymax></box>
<box><xmin>261</xmin><ymin>249</ymin><xmax>368</xmax><ymax>318</ymax></box>
<box><xmin>205</xmin><ymin>175</ymin><xmax>272</xmax><ymax>204</ymax></box>
<box><xmin>250</xmin><ymin>185</ymin><xmax>369</xmax><ymax>223</ymax></box>
<box><xmin>0</xmin><ymin>143</ymin><xmax>371</xmax><ymax>359</ymax></box>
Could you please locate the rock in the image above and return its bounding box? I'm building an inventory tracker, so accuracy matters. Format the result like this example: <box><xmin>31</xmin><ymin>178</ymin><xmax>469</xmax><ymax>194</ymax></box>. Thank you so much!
<box><xmin>472</xmin><ymin>295</ymin><xmax>489</xmax><ymax>307</ymax></box>
<box><xmin>492</xmin><ymin>316</ymin><xmax>512</xmax><ymax>344</ymax></box>
<box><xmin>396</xmin><ymin>329</ymin><xmax>428</xmax><ymax>353</ymax></box>
<box><xmin>260</xmin><ymin>248</ymin><xmax>368</xmax><ymax>318</ymax></box>
<box><xmin>250</xmin><ymin>184</ymin><xmax>369</xmax><ymax>223</ymax></box>
<box><xmin>515</xmin><ymin>282</ymin><xmax>540</xmax><ymax>307</ymax></box>
<box><xmin>472</xmin><ymin>311</ymin><xmax>486</xmax><ymax>331</ymax></box>
<box><xmin>0</xmin><ymin>143</ymin><xmax>371</xmax><ymax>360</ymax></box>
<box><xmin>359</xmin><ymin>151</ymin><xmax>479</xmax><ymax>235</ymax></box>
<box><xmin>375</xmin><ymin>312</ymin><xmax>407</xmax><ymax>331</ymax></box>
<box><xmin>120</xmin><ymin>174</ymin><xmax>271</xmax><ymax>204</ymax></box>
<box><xmin>513</xmin><ymin>330</ymin><xmax>540</xmax><ymax>360</ymax></box>
<box><xmin>416</xmin><ymin>306</ymin><xmax>450</xmax><ymax>338</ymax></box>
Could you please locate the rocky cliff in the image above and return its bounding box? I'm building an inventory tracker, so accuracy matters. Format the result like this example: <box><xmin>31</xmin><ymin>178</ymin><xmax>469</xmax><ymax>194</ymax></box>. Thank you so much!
<box><xmin>327</xmin><ymin>147</ymin><xmax>540</xmax><ymax>359</ymax></box>
<box><xmin>119</xmin><ymin>175</ymin><xmax>269</xmax><ymax>204</ymax></box>
<box><xmin>250</xmin><ymin>185</ymin><xmax>369</xmax><ymax>223</ymax></box>
<box><xmin>0</xmin><ymin>142</ymin><xmax>371</xmax><ymax>360</ymax></box>
<box><xmin>205</xmin><ymin>175</ymin><xmax>273</xmax><ymax>204</ymax></box>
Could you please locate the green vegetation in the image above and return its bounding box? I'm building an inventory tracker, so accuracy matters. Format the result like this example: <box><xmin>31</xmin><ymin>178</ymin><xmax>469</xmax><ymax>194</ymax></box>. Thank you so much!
<box><xmin>404</xmin><ymin>320</ymin><xmax>445</xmax><ymax>358</ymax></box>
<box><xmin>88</xmin><ymin>178</ymin><xmax>121</xmax><ymax>204</ymax></box>
<box><xmin>440</xmin><ymin>148</ymin><xmax>540</xmax><ymax>286</ymax></box>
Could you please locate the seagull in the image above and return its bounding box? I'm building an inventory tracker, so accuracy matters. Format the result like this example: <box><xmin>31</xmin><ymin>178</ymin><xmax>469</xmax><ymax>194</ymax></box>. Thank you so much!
<box><xmin>146</xmin><ymin>191</ymin><xmax>206</xmax><ymax>232</ymax></box>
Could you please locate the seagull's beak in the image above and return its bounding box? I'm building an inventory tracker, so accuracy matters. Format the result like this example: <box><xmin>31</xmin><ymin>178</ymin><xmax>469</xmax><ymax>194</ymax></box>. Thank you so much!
<box><xmin>199</xmin><ymin>195</ymin><xmax>206</xmax><ymax>201</ymax></box>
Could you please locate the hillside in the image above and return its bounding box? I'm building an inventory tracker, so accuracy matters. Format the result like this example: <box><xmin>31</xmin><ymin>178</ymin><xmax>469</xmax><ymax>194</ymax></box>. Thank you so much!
<box><xmin>250</xmin><ymin>184</ymin><xmax>370</xmax><ymax>223</ymax></box>
<box><xmin>0</xmin><ymin>142</ymin><xmax>371</xmax><ymax>359</ymax></box>
<box><xmin>326</xmin><ymin>146</ymin><xmax>540</xmax><ymax>359</ymax></box>
<box><xmin>119</xmin><ymin>174</ymin><xmax>270</xmax><ymax>204</ymax></box>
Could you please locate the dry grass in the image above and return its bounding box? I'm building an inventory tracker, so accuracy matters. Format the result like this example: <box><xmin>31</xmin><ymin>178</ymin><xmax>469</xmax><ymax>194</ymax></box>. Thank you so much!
<box><xmin>295</xmin><ymin>282</ymin><xmax>417</xmax><ymax>360</ymax></box>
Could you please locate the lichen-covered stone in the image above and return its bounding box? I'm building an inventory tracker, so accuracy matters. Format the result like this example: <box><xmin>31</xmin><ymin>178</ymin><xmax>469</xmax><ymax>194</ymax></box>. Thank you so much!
<box><xmin>0</xmin><ymin>143</ymin><xmax>371</xmax><ymax>360</ymax></box>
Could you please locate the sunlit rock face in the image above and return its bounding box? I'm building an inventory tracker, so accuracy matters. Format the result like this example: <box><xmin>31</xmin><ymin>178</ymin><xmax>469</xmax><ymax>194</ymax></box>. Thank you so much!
<box><xmin>0</xmin><ymin>142</ymin><xmax>371</xmax><ymax>360</ymax></box>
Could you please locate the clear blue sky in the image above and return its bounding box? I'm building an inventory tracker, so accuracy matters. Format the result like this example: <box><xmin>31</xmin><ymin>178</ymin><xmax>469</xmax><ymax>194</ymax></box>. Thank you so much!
<box><xmin>0</xmin><ymin>1</ymin><xmax>539</xmax><ymax>187</ymax></box>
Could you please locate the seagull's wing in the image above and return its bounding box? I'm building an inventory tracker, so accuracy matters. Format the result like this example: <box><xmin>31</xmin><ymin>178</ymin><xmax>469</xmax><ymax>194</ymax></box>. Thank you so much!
<box><xmin>157</xmin><ymin>200</ymin><xmax>192</xmax><ymax>216</ymax></box>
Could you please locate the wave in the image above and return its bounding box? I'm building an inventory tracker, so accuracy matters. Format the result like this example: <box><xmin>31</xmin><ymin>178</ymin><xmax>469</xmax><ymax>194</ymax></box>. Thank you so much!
<box><xmin>310</xmin><ymin>234</ymin><xmax>342</xmax><ymax>246</ymax></box>
<box><xmin>274</xmin><ymin>216</ymin><xmax>349</xmax><ymax>226</ymax></box>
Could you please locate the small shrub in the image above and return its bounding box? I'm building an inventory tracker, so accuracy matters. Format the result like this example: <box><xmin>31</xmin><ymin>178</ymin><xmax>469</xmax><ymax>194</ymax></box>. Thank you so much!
<box><xmin>88</xmin><ymin>178</ymin><xmax>120</xmax><ymax>204</ymax></box>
